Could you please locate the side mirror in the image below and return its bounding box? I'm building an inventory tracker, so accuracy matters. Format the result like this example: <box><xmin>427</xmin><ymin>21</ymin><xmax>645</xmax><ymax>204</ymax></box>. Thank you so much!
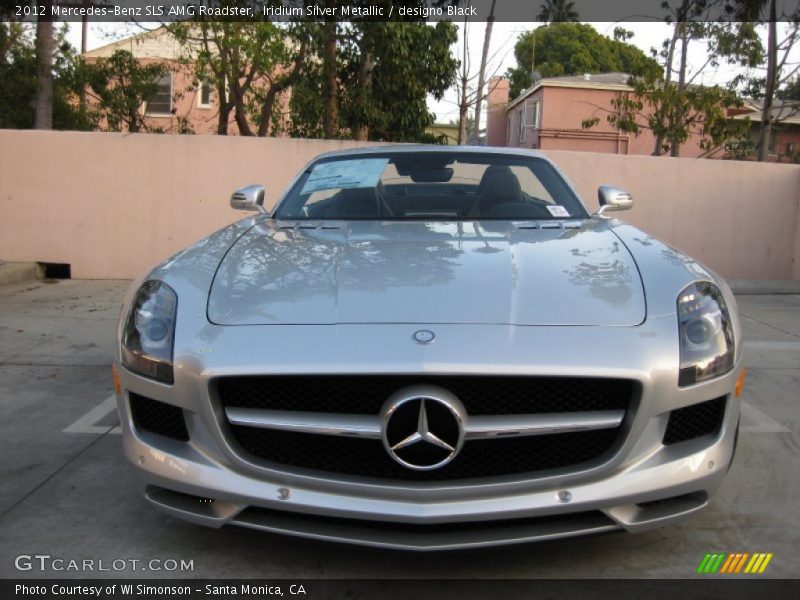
<box><xmin>231</xmin><ymin>185</ymin><xmax>266</xmax><ymax>213</ymax></box>
<box><xmin>596</xmin><ymin>186</ymin><xmax>633</xmax><ymax>215</ymax></box>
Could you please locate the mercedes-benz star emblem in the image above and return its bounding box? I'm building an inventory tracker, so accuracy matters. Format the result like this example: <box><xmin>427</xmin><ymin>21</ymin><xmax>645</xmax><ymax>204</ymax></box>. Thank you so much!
<box><xmin>412</xmin><ymin>329</ymin><xmax>436</xmax><ymax>344</ymax></box>
<box><xmin>380</xmin><ymin>390</ymin><xmax>466</xmax><ymax>471</ymax></box>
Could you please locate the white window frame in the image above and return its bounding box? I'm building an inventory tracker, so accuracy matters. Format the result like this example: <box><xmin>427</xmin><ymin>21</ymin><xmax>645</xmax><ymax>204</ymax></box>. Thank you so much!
<box><xmin>532</xmin><ymin>100</ymin><xmax>541</xmax><ymax>129</ymax></box>
<box><xmin>517</xmin><ymin>103</ymin><xmax>526</xmax><ymax>143</ymax></box>
<box><xmin>145</xmin><ymin>72</ymin><xmax>173</xmax><ymax>117</ymax></box>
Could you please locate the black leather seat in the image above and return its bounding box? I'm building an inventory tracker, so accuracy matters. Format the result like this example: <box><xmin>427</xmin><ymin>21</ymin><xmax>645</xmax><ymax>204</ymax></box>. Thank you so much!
<box><xmin>470</xmin><ymin>167</ymin><xmax>523</xmax><ymax>217</ymax></box>
<box><xmin>327</xmin><ymin>188</ymin><xmax>380</xmax><ymax>218</ymax></box>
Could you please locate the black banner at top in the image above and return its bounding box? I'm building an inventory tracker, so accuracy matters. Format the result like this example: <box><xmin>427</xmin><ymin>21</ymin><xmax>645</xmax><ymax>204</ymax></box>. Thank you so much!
<box><xmin>4</xmin><ymin>0</ymin><xmax>800</xmax><ymax>23</ymax></box>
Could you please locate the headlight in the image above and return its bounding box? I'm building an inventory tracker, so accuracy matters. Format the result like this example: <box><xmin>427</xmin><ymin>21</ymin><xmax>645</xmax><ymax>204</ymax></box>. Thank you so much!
<box><xmin>677</xmin><ymin>282</ymin><xmax>734</xmax><ymax>386</ymax></box>
<box><xmin>121</xmin><ymin>280</ymin><xmax>177</xmax><ymax>384</ymax></box>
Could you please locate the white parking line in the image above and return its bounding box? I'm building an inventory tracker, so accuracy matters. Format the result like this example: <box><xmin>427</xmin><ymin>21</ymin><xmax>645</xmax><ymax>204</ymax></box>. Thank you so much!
<box><xmin>63</xmin><ymin>395</ymin><xmax>121</xmax><ymax>434</ymax></box>
<box><xmin>740</xmin><ymin>402</ymin><xmax>791</xmax><ymax>433</ymax></box>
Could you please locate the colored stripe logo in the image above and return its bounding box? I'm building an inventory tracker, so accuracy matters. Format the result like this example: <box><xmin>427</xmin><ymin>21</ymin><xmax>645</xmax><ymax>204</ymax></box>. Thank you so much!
<box><xmin>697</xmin><ymin>552</ymin><xmax>773</xmax><ymax>574</ymax></box>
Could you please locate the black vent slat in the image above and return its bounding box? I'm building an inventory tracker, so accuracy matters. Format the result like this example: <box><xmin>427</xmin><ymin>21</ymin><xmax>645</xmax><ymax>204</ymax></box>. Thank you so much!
<box><xmin>130</xmin><ymin>393</ymin><xmax>189</xmax><ymax>442</ymax></box>
<box><xmin>216</xmin><ymin>375</ymin><xmax>633</xmax><ymax>415</ymax></box>
<box><xmin>663</xmin><ymin>396</ymin><xmax>726</xmax><ymax>445</ymax></box>
<box><xmin>217</xmin><ymin>375</ymin><xmax>634</xmax><ymax>482</ymax></box>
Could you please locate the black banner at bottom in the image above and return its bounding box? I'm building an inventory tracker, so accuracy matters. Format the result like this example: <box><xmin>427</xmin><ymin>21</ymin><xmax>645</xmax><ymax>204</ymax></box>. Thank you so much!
<box><xmin>3</xmin><ymin>579</ymin><xmax>800</xmax><ymax>600</ymax></box>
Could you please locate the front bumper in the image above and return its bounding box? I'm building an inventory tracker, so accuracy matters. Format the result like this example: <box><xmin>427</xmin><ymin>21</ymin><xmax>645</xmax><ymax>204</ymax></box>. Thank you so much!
<box><xmin>115</xmin><ymin>319</ymin><xmax>742</xmax><ymax>551</ymax></box>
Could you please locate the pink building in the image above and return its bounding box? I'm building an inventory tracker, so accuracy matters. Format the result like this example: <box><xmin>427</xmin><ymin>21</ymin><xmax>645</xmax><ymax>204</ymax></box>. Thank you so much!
<box><xmin>82</xmin><ymin>28</ymin><xmax>291</xmax><ymax>136</ymax></box>
<box><xmin>486</xmin><ymin>73</ymin><xmax>710</xmax><ymax>157</ymax></box>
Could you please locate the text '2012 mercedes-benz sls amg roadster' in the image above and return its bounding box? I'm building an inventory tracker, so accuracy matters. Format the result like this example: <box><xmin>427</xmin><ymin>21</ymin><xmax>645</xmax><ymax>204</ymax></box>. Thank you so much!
<box><xmin>115</xmin><ymin>146</ymin><xmax>745</xmax><ymax>550</ymax></box>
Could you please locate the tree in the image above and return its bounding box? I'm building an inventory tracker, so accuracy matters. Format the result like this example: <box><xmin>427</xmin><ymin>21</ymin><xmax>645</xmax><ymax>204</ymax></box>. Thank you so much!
<box><xmin>506</xmin><ymin>23</ymin><xmax>662</xmax><ymax>99</ymax></box>
<box><xmin>731</xmin><ymin>0</ymin><xmax>800</xmax><ymax>160</ymax></box>
<box><xmin>0</xmin><ymin>21</ymin><xmax>94</xmax><ymax>130</ymax></box>
<box><xmin>582</xmin><ymin>2</ymin><xmax>762</xmax><ymax>158</ymax></box>
<box><xmin>290</xmin><ymin>19</ymin><xmax>458</xmax><ymax>142</ymax></box>
<box><xmin>645</xmin><ymin>1</ymin><xmax>760</xmax><ymax>155</ymax></box>
<box><xmin>34</xmin><ymin>0</ymin><xmax>54</xmax><ymax>129</ymax></box>
<box><xmin>81</xmin><ymin>50</ymin><xmax>170</xmax><ymax>133</ymax></box>
<box><xmin>536</xmin><ymin>0</ymin><xmax>579</xmax><ymax>22</ymax></box>
<box><xmin>472</xmin><ymin>0</ymin><xmax>497</xmax><ymax>142</ymax></box>
<box><xmin>583</xmin><ymin>75</ymin><xmax>749</xmax><ymax>157</ymax></box>
<box><xmin>169</xmin><ymin>20</ymin><xmax>309</xmax><ymax>136</ymax></box>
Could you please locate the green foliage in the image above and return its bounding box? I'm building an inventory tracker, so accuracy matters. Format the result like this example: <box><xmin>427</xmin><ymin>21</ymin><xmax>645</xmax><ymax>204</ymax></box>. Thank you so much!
<box><xmin>80</xmin><ymin>50</ymin><xmax>168</xmax><ymax>133</ymax></box>
<box><xmin>0</xmin><ymin>22</ymin><xmax>95</xmax><ymax>130</ymax></box>
<box><xmin>169</xmin><ymin>18</ymin><xmax>308</xmax><ymax>136</ymax></box>
<box><xmin>290</xmin><ymin>19</ymin><xmax>458</xmax><ymax>142</ymax></box>
<box><xmin>582</xmin><ymin>17</ymin><xmax>764</xmax><ymax>157</ymax></box>
<box><xmin>778</xmin><ymin>78</ymin><xmax>800</xmax><ymax>101</ymax></box>
<box><xmin>601</xmin><ymin>76</ymin><xmax>748</xmax><ymax>154</ymax></box>
<box><xmin>342</xmin><ymin>21</ymin><xmax>457</xmax><ymax>142</ymax></box>
<box><xmin>507</xmin><ymin>23</ymin><xmax>662</xmax><ymax>99</ymax></box>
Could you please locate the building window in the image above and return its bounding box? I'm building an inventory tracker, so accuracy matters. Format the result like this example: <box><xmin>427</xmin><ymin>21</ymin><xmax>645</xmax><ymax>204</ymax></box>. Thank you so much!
<box><xmin>146</xmin><ymin>73</ymin><xmax>172</xmax><ymax>115</ymax></box>
<box><xmin>198</xmin><ymin>79</ymin><xmax>212</xmax><ymax>108</ymax></box>
<box><xmin>517</xmin><ymin>104</ymin><xmax>526</xmax><ymax>143</ymax></box>
<box><xmin>506</xmin><ymin>116</ymin><xmax>511</xmax><ymax>142</ymax></box>
<box><xmin>532</xmin><ymin>100</ymin><xmax>541</xmax><ymax>129</ymax></box>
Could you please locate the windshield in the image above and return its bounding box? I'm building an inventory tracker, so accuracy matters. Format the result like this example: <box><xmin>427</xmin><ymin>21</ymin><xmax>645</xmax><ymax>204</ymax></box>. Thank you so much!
<box><xmin>275</xmin><ymin>152</ymin><xmax>587</xmax><ymax>221</ymax></box>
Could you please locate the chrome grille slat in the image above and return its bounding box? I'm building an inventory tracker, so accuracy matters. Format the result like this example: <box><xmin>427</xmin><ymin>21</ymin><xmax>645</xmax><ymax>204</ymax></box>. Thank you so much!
<box><xmin>224</xmin><ymin>407</ymin><xmax>625</xmax><ymax>439</ymax></box>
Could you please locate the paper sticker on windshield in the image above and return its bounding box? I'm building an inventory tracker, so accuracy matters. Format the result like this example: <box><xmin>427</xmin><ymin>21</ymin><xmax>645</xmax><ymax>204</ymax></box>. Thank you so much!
<box><xmin>546</xmin><ymin>205</ymin><xmax>571</xmax><ymax>217</ymax></box>
<box><xmin>301</xmin><ymin>158</ymin><xmax>389</xmax><ymax>194</ymax></box>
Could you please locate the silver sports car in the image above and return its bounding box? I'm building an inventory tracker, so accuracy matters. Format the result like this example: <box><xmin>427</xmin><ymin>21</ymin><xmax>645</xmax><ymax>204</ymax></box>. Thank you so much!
<box><xmin>115</xmin><ymin>146</ymin><xmax>745</xmax><ymax>550</ymax></box>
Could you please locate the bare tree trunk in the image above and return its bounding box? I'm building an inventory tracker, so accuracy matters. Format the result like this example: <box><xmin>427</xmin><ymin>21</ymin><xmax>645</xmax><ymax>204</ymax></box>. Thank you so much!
<box><xmin>654</xmin><ymin>25</ymin><xmax>680</xmax><ymax>155</ymax></box>
<box><xmin>34</xmin><ymin>0</ymin><xmax>54</xmax><ymax>130</ymax></box>
<box><xmin>232</xmin><ymin>85</ymin><xmax>253</xmax><ymax>136</ymax></box>
<box><xmin>353</xmin><ymin>51</ymin><xmax>373</xmax><ymax>141</ymax></box>
<box><xmin>457</xmin><ymin>18</ymin><xmax>469</xmax><ymax>145</ymax></box>
<box><xmin>217</xmin><ymin>83</ymin><xmax>231</xmax><ymax>135</ymax></box>
<box><xmin>758</xmin><ymin>0</ymin><xmax>778</xmax><ymax>162</ymax></box>
<box><xmin>322</xmin><ymin>15</ymin><xmax>339</xmax><ymax>139</ymax></box>
<box><xmin>471</xmin><ymin>0</ymin><xmax>496</xmax><ymax>144</ymax></box>
<box><xmin>256</xmin><ymin>42</ymin><xmax>307</xmax><ymax>137</ymax></box>
<box><xmin>670</xmin><ymin>27</ymin><xmax>689</xmax><ymax>158</ymax></box>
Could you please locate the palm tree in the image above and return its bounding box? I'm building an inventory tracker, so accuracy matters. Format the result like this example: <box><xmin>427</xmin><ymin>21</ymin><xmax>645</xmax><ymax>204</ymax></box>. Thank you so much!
<box><xmin>536</xmin><ymin>0</ymin><xmax>579</xmax><ymax>22</ymax></box>
<box><xmin>34</xmin><ymin>0</ymin><xmax>54</xmax><ymax>129</ymax></box>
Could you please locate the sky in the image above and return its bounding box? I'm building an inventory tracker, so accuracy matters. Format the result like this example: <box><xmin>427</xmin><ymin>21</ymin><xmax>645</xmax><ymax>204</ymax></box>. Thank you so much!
<box><xmin>63</xmin><ymin>20</ymin><xmax>784</xmax><ymax>126</ymax></box>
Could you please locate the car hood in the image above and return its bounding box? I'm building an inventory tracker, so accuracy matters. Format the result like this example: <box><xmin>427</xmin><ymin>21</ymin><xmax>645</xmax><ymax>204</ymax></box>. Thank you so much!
<box><xmin>207</xmin><ymin>220</ymin><xmax>645</xmax><ymax>326</ymax></box>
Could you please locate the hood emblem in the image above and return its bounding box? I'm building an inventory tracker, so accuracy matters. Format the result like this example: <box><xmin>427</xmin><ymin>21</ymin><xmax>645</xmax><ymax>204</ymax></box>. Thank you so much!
<box><xmin>412</xmin><ymin>329</ymin><xmax>436</xmax><ymax>344</ymax></box>
<box><xmin>381</xmin><ymin>393</ymin><xmax>465</xmax><ymax>471</ymax></box>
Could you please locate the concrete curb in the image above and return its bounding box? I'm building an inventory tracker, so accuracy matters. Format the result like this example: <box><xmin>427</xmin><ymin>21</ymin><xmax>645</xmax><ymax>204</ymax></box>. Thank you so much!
<box><xmin>0</xmin><ymin>262</ymin><xmax>42</xmax><ymax>287</ymax></box>
<box><xmin>727</xmin><ymin>279</ymin><xmax>800</xmax><ymax>295</ymax></box>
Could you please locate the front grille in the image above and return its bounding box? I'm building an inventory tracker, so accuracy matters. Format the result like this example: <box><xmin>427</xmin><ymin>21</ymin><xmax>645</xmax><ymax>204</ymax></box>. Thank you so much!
<box><xmin>217</xmin><ymin>375</ymin><xmax>632</xmax><ymax>414</ymax></box>
<box><xmin>230</xmin><ymin>425</ymin><xmax>621</xmax><ymax>481</ymax></box>
<box><xmin>217</xmin><ymin>375</ymin><xmax>634</xmax><ymax>482</ymax></box>
<box><xmin>129</xmin><ymin>393</ymin><xmax>189</xmax><ymax>441</ymax></box>
<box><xmin>663</xmin><ymin>396</ymin><xmax>726</xmax><ymax>445</ymax></box>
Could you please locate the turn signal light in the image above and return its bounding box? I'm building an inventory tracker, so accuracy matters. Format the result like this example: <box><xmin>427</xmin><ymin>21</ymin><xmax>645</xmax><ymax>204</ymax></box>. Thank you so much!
<box><xmin>112</xmin><ymin>362</ymin><xmax>122</xmax><ymax>395</ymax></box>
<box><xmin>734</xmin><ymin>368</ymin><xmax>747</xmax><ymax>398</ymax></box>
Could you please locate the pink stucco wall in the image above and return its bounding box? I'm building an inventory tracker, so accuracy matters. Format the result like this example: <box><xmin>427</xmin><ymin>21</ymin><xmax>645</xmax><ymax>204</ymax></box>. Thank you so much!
<box><xmin>1</xmin><ymin>130</ymin><xmax>798</xmax><ymax>280</ymax></box>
